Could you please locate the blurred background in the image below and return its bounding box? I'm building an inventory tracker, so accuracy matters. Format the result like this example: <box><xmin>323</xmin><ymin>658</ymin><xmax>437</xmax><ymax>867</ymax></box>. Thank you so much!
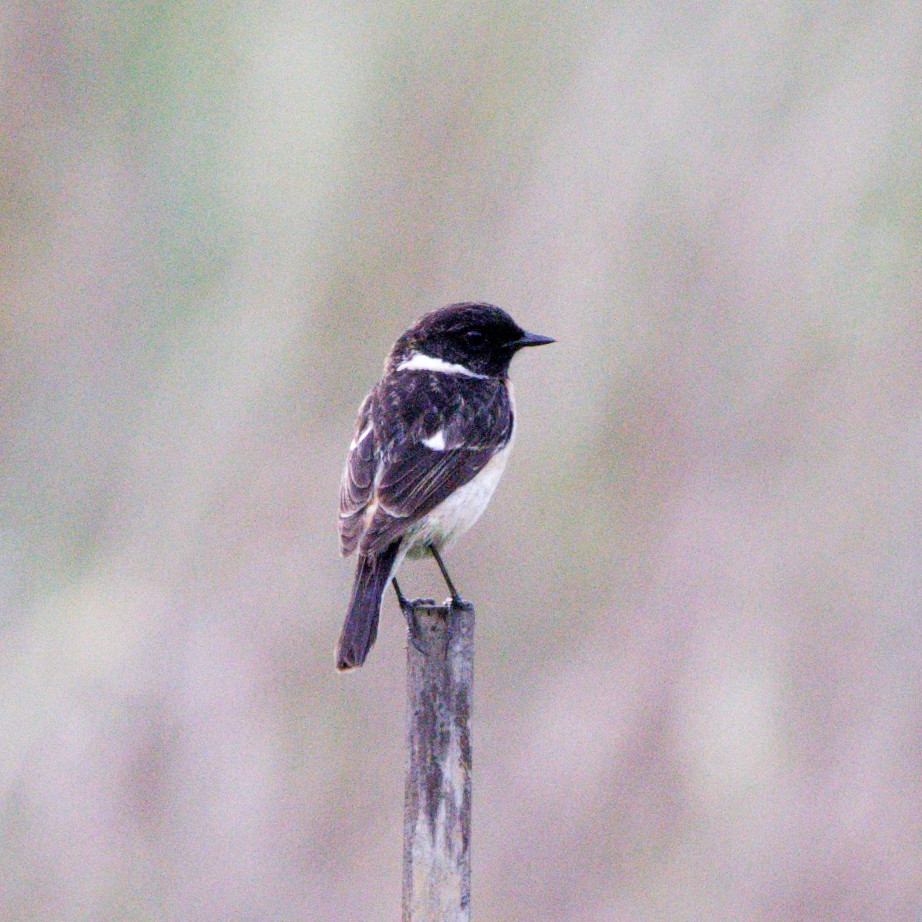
<box><xmin>2</xmin><ymin>2</ymin><xmax>921</xmax><ymax>919</ymax></box>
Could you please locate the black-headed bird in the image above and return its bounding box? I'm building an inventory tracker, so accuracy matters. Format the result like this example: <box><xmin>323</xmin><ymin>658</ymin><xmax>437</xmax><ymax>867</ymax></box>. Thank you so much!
<box><xmin>336</xmin><ymin>302</ymin><xmax>554</xmax><ymax>671</ymax></box>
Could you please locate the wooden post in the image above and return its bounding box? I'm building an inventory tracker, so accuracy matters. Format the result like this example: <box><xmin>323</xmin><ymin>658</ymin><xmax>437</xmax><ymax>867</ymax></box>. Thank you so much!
<box><xmin>402</xmin><ymin>599</ymin><xmax>474</xmax><ymax>922</ymax></box>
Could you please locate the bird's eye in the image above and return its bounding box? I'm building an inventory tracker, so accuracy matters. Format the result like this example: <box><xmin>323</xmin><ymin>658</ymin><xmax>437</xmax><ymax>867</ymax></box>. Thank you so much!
<box><xmin>463</xmin><ymin>330</ymin><xmax>485</xmax><ymax>347</ymax></box>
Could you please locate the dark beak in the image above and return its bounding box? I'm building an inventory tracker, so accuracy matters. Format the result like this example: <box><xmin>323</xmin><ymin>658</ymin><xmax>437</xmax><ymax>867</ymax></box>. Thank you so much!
<box><xmin>510</xmin><ymin>330</ymin><xmax>556</xmax><ymax>350</ymax></box>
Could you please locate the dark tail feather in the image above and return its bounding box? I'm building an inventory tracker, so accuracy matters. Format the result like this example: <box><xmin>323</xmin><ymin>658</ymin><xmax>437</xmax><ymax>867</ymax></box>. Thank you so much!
<box><xmin>336</xmin><ymin>541</ymin><xmax>401</xmax><ymax>671</ymax></box>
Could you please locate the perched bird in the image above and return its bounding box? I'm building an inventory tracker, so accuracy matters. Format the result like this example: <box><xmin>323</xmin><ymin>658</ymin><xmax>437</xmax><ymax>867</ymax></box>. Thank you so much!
<box><xmin>336</xmin><ymin>302</ymin><xmax>554</xmax><ymax>671</ymax></box>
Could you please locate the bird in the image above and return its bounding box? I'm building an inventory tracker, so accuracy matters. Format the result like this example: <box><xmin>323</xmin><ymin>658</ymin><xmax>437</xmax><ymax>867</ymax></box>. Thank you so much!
<box><xmin>335</xmin><ymin>302</ymin><xmax>554</xmax><ymax>671</ymax></box>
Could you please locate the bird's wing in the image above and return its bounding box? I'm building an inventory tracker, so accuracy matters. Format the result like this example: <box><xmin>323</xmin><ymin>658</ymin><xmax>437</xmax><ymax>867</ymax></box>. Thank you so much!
<box><xmin>359</xmin><ymin>376</ymin><xmax>513</xmax><ymax>556</ymax></box>
<box><xmin>338</xmin><ymin>391</ymin><xmax>379</xmax><ymax>556</ymax></box>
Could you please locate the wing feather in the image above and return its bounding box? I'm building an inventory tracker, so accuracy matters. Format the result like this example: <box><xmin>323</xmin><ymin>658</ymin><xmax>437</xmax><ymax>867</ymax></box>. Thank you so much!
<box><xmin>338</xmin><ymin>392</ymin><xmax>379</xmax><ymax>556</ymax></box>
<box><xmin>359</xmin><ymin>379</ymin><xmax>512</xmax><ymax>555</ymax></box>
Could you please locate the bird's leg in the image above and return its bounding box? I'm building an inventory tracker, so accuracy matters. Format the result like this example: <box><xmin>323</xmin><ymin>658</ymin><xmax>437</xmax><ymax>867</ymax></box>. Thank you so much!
<box><xmin>393</xmin><ymin>577</ymin><xmax>428</xmax><ymax>655</ymax></box>
<box><xmin>428</xmin><ymin>547</ymin><xmax>472</xmax><ymax>659</ymax></box>
<box><xmin>392</xmin><ymin>576</ymin><xmax>409</xmax><ymax>611</ymax></box>
<box><xmin>392</xmin><ymin>577</ymin><xmax>436</xmax><ymax>612</ymax></box>
<box><xmin>430</xmin><ymin>546</ymin><xmax>464</xmax><ymax>607</ymax></box>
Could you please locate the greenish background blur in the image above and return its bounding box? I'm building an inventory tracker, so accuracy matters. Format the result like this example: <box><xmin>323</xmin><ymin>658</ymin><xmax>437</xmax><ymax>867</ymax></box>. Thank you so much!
<box><xmin>2</xmin><ymin>3</ymin><xmax>920</xmax><ymax>919</ymax></box>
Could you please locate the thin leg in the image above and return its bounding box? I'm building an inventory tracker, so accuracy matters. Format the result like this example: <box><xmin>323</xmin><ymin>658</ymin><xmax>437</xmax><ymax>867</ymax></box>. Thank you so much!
<box><xmin>430</xmin><ymin>546</ymin><xmax>462</xmax><ymax>605</ymax></box>
<box><xmin>393</xmin><ymin>577</ymin><xmax>427</xmax><ymax>655</ymax></box>
<box><xmin>392</xmin><ymin>577</ymin><xmax>409</xmax><ymax>609</ymax></box>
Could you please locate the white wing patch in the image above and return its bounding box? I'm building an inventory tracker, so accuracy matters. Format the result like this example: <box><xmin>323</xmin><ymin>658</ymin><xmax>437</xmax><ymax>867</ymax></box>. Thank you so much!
<box><xmin>422</xmin><ymin>429</ymin><xmax>447</xmax><ymax>451</ymax></box>
<box><xmin>396</xmin><ymin>352</ymin><xmax>487</xmax><ymax>379</ymax></box>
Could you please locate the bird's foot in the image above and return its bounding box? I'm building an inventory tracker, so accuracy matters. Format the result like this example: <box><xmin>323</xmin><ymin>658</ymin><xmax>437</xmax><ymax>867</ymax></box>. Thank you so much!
<box><xmin>394</xmin><ymin>580</ymin><xmax>439</xmax><ymax>655</ymax></box>
<box><xmin>409</xmin><ymin>597</ymin><xmax>472</xmax><ymax>657</ymax></box>
<box><xmin>392</xmin><ymin>579</ymin><xmax>470</xmax><ymax>657</ymax></box>
<box><xmin>441</xmin><ymin>596</ymin><xmax>472</xmax><ymax>654</ymax></box>
<box><xmin>400</xmin><ymin>598</ymin><xmax>447</xmax><ymax>657</ymax></box>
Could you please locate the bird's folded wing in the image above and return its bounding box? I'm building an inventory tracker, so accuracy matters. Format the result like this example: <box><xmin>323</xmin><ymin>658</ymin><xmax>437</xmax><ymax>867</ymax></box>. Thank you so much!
<box><xmin>359</xmin><ymin>385</ymin><xmax>513</xmax><ymax>556</ymax></box>
<box><xmin>338</xmin><ymin>393</ymin><xmax>378</xmax><ymax>556</ymax></box>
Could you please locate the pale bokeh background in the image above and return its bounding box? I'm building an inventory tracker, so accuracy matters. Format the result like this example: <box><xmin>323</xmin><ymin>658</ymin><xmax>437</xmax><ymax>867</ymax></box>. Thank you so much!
<box><xmin>2</xmin><ymin>3</ymin><xmax>921</xmax><ymax>920</ymax></box>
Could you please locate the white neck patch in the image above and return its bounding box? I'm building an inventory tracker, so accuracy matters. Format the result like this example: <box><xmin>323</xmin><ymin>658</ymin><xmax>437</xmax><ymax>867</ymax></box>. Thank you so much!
<box><xmin>396</xmin><ymin>352</ymin><xmax>487</xmax><ymax>379</ymax></box>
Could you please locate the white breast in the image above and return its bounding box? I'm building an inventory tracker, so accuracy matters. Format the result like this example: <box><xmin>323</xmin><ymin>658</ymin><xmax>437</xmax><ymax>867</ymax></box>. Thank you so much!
<box><xmin>403</xmin><ymin>442</ymin><xmax>513</xmax><ymax>558</ymax></box>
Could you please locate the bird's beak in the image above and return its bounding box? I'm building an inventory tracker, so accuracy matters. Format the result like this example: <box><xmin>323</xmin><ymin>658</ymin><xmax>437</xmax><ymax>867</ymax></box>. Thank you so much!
<box><xmin>511</xmin><ymin>330</ymin><xmax>556</xmax><ymax>349</ymax></box>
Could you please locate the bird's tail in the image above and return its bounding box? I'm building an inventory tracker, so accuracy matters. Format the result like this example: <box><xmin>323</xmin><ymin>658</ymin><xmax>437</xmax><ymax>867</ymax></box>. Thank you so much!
<box><xmin>336</xmin><ymin>541</ymin><xmax>401</xmax><ymax>672</ymax></box>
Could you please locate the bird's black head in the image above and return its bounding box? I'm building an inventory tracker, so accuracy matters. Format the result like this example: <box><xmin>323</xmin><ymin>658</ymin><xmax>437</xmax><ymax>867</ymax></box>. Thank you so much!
<box><xmin>389</xmin><ymin>302</ymin><xmax>554</xmax><ymax>378</ymax></box>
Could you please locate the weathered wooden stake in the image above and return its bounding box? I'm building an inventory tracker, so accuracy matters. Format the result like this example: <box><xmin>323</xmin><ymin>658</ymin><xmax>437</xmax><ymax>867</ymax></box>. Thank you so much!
<box><xmin>402</xmin><ymin>599</ymin><xmax>474</xmax><ymax>922</ymax></box>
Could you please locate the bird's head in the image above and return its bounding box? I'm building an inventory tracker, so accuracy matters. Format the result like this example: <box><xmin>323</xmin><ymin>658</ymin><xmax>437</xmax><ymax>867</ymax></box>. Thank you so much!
<box><xmin>389</xmin><ymin>302</ymin><xmax>554</xmax><ymax>378</ymax></box>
